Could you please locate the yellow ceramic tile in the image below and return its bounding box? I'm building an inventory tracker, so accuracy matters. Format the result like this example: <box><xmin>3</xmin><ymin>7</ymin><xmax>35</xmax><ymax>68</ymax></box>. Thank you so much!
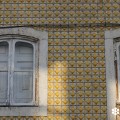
<box><xmin>0</xmin><ymin>0</ymin><xmax>116</xmax><ymax>119</ymax></box>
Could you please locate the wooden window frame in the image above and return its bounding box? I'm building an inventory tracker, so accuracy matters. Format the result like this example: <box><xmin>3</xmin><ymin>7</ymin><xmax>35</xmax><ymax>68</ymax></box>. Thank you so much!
<box><xmin>0</xmin><ymin>27</ymin><xmax>48</xmax><ymax>116</ymax></box>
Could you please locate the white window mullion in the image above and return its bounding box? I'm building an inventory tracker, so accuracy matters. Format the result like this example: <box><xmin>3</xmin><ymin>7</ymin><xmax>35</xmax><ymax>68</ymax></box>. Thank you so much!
<box><xmin>9</xmin><ymin>40</ymin><xmax>15</xmax><ymax>105</ymax></box>
<box><xmin>32</xmin><ymin>43</ymin><xmax>35</xmax><ymax>105</ymax></box>
<box><xmin>7</xmin><ymin>40</ymin><xmax>12</xmax><ymax>105</ymax></box>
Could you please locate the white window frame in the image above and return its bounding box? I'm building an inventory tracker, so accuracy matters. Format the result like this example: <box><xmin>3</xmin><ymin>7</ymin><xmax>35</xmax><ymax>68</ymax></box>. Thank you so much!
<box><xmin>0</xmin><ymin>40</ymin><xmax>10</xmax><ymax>106</ymax></box>
<box><xmin>0</xmin><ymin>40</ymin><xmax>36</xmax><ymax>106</ymax></box>
<box><xmin>105</xmin><ymin>29</ymin><xmax>120</xmax><ymax>120</ymax></box>
<box><xmin>116</xmin><ymin>43</ymin><xmax>120</xmax><ymax>100</ymax></box>
<box><xmin>0</xmin><ymin>27</ymin><xmax>48</xmax><ymax>116</ymax></box>
<box><xmin>12</xmin><ymin>40</ymin><xmax>36</xmax><ymax>106</ymax></box>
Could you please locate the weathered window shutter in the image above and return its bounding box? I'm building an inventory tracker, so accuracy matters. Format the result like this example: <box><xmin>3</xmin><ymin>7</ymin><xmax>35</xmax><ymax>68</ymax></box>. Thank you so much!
<box><xmin>0</xmin><ymin>42</ymin><xmax>8</xmax><ymax>104</ymax></box>
<box><xmin>13</xmin><ymin>42</ymin><xmax>34</xmax><ymax>104</ymax></box>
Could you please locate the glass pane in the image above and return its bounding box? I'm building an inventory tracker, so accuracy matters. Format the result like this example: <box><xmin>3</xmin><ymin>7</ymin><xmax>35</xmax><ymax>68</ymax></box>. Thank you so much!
<box><xmin>15</xmin><ymin>42</ymin><xmax>33</xmax><ymax>71</ymax></box>
<box><xmin>13</xmin><ymin>72</ymin><xmax>33</xmax><ymax>103</ymax></box>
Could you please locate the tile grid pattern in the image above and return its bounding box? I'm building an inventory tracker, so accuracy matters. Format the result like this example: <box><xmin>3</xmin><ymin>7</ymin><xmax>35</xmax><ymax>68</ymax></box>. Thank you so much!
<box><xmin>0</xmin><ymin>0</ymin><xmax>120</xmax><ymax>119</ymax></box>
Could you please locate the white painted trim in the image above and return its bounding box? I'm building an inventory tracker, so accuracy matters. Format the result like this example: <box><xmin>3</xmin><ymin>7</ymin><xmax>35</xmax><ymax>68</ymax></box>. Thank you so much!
<box><xmin>0</xmin><ymin>106</ymin><xmax>47</xmax><ymax>116</ymax></box>
<box><xmin>105</xmin><ymin>37</ymin><xmax>116</xmax><ymax>120</ymax></box>
<box><xmin>0</xmin><ymin>27</ymin><xmax>48</xmax><ymax>116</ymax></box>
<box><xmin>0</xmin><ymin>40</ymin><xmax>10</xmax><ymax>106</ymax></box>
<box><xmin>105</xmin><ymin>29</ymin><xmax>120</xmax><ymax>120</ymax></box>
<box><xmin>0</xmin><ymin>27</ymin><xmax>48</xmax><ymax>40</ymax></box>
<box><xmin>10</xmin><ymin>39</ymin><xmax>14</xmax><ymax>106</ymax></box>
<box><xmin>116</xmin><ymin>43</ymin><xmax>120</xmax><ymax>102</ymax></box>
<box><xmin>8</xmin><ymin>40</ymin><xmax>11</xmax><ymax>105</ymax></box>
<box><xmin>11</xmin><ymin>40</ymin><xmax>35</xmax><ymax>106</ymax></box>
<box><xmin>105</xmin><ymin>29</ymin><xmax>120</xmax><ymax>39</ymax></box>
<box><xmin>39</xmin><ymin>39</ymin><xmax>48</xmax><ymax>116</ymax></box>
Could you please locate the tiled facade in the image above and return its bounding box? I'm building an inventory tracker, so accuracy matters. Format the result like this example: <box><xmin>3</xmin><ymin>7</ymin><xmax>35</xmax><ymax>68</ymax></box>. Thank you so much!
<box><xmin>0</xmin><ymin>0</ymin><xmax>120</xmax><ymax>119</ymax></box>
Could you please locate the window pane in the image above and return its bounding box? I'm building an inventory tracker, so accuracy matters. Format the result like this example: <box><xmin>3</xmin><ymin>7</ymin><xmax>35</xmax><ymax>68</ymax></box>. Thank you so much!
<box><xmin>0</xmin><ymin>42</ymin><xmax>8</xmax><ymax>103</ymax></box>
<box><xmin>13</xmin><ymin>42</ymin><xmax>33</xmax><ymax>104</ymax></box>
<box><xmin>13</xmin><ymin>72</ymin><xmax>33</xmax><ymax>103</ymax></box>
<box><xmin>15</xmin><ymin>42</ymin><xmax>33</xmax><ymax>71</ymax></box>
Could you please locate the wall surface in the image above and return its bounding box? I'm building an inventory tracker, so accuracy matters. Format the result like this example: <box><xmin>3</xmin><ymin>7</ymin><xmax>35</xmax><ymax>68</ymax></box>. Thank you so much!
<box><xmin>0</xmin><ymin>0</ymin><xmax>120</xmax><ymax>119</ymax></box>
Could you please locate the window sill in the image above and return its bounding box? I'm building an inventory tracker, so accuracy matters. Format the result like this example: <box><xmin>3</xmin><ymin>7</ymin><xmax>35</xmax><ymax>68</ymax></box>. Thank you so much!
<box><xmin>0</xmin><ymin>106</ymin><xmax>47</xmax><ymax>116</ymax></box>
